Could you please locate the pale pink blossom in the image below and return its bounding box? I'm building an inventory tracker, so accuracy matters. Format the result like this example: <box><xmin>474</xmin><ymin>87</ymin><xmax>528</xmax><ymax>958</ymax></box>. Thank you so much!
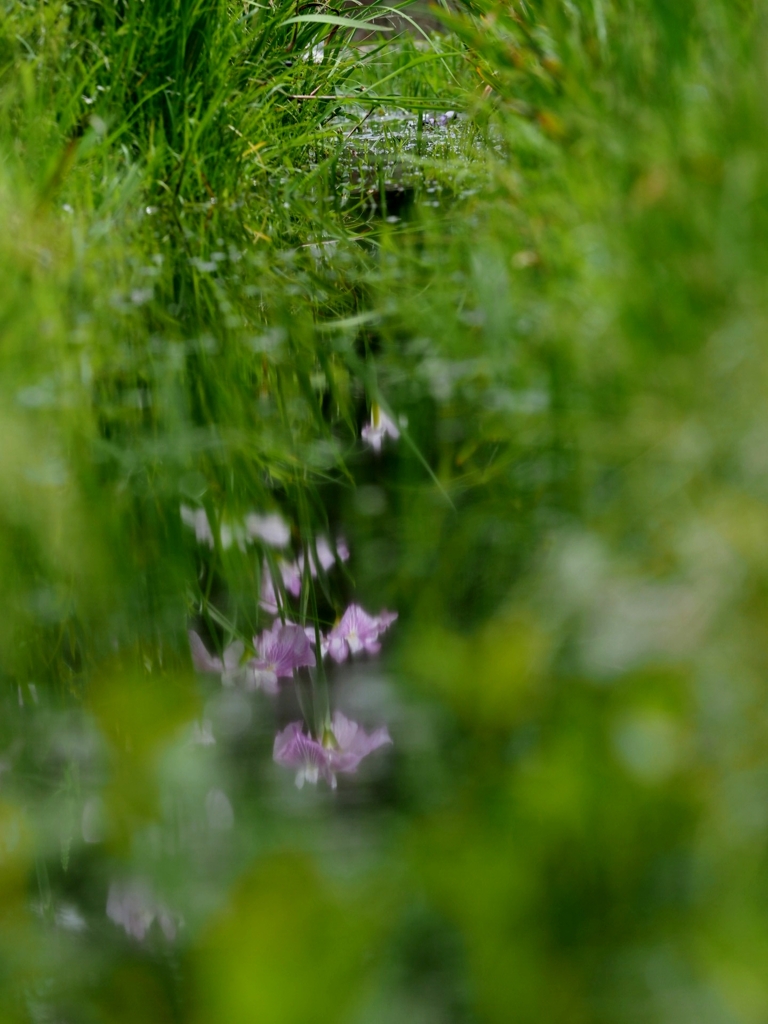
<box><xmin>327</xmin><ymin>712</ymin><xmax>392</xmax><ymax>774</ymax></box>
<box><xmin>189</xmin><ymin>630</ymin><xmax>222</xmax><ymax>673</ymax></box>
<box><xmin>247</xmin><ymin>621</ymin><xmax>315</xmax><ymax>692</ymax></box>
<box><xmin>303</xmin><ymin>623</ymin><xmax>330</xmax><ymax>658</ymax></box>
<box><xmin>376</xmin><ymin>609</ymin><xmax>398</xmax><ymax>630</ymax></box>
<box><xmin>259</xmin><ymin>570</ymin><xmax>280</xmax><ymax>614</ymax></box>
<box><xmin>188</xmin><ymin>631</ymin><xmax>245</xmax><ymax>685</ymax></box>
<box><xmin>297</xmin><ymin>535</ymin><xmax>350</xmax><ymax>576</ymax></box>
<box><xmin>273</xmin><ymin>723</ymin><xmax>335</xmax><ymax>788</ymax></box>
<box><xmin>107</xmin><ymin>880</ymin><xmax>181</xmax><ymax>942</ymax></box>
<box><xmin>325</xmin><ymin>604</ymin><xmax>398</xmax><ymax>663</ymax></box>
<box><xmin>362</xmin><ymin>405</ymin><xmax>400</xmax><ymax>453</ymax></box>
<box><xmin>258</xmin><ymin>559</ymin><xmax>301</xmax><ymax>613</ymax></box>
<box><xmin>245</xmin><ymin>512</ymin><xmax>291</xmax><ymax>548</ymax></box>
<box><xmin>259</xmin><ymin>540</ymin><xmax>348</xmax><ymax>612</ymax></box>
<box><xmin>273</xmin><ymin>711</ymin><xmax>392</xmax><ymax>788</ymax></box>
<box><xmin>279</xmin><ymin>560</ymin><xmax>303</xmax><ymax>597</ymax></box>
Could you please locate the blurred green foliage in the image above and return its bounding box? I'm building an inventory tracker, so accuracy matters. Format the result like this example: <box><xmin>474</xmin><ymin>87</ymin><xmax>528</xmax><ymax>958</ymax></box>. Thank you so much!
<box><xmin>2</xmin><ymin>0</ymin><xmax>768</xmax><ymax>1022</ymax></box>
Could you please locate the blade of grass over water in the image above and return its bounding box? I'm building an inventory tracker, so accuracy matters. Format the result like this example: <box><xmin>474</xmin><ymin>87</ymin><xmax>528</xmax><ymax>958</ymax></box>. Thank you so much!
<box><xmin>281</xmin><ymin>14</ymin><xmax>395</xmax><ymax>31</ymax></box>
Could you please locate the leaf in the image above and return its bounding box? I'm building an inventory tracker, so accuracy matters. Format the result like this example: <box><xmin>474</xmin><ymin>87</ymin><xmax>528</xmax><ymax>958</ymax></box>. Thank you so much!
<box><xmin>282</xmin><ymin>14</ymin><xmax>393</xmax><ymax>32</ymax></box>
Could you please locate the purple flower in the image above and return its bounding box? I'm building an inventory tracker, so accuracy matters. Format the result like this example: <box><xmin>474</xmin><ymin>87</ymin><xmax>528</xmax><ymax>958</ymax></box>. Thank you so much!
<box><xmin>424</xmin><ymin>110</ymin><xmax>456</xmax><ymax>127</ymax></box>
<box><xmin>259</xmin><ymin>570</ymin><xmax>280</xmax><ymax>614</ymax></box>
<box><xmin>247</xmin><ymin>621</ymin><xmax>315</xmax><ymax>692</ymax></box>
<box><xmin>188</xmin><ymin>631</ymin><xmax>245</xmax><ymax>685</ymax></box>
<box><xmin>273</xmin><ymin>723</ymin><xmax>335</xmax><ymax>788</ymax></box>
<box><xmin>376</xmin><ymin>609</ymin><xmax>398</xmax><ymax>630</ymax></box>
<box><xmin>259</xmin><ymin>559</ymin><xmax>303</xmax><ymax>614</ymax></box>
<box><xmin>326</xmin><ymin>712</ymin><xmax>392</xmax><ymax>774</ymax></box>
<box><xmin>362</xmin><ymin>404</ymin><xmax>400</xmax><ymax>453</ymax></box>
<box><xmin>245</xmin><ymin>512</ymin><xmax>291</xmax><ymax>548</ymax></box>
<box><xmin>325</xmin><ymin>604</ymin><xmax>398</xmax><ymax>663</ymax></box>
<box><xmin>273</xmin><ymin>712</ymin><xmax>392</xmax><ymax>788</ymax></box>
<box><xmin>279</xmin><ymin>560</ymin><xmax>303</xmax><ymax>597</ymax></box>
<box><xmin>303</xmin><ymin>623</ymin><xmax>330</xmax><ymax>658</ymax></box>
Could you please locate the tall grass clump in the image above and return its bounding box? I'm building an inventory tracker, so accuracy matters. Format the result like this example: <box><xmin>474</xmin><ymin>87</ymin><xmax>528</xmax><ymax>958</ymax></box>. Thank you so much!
<box><xmin>6</xmin><ymin>0</ymin><xmax>768</xmax><ymax>1023</ymax></box>
<box><xmin>348</xmin><ymin>3</ymin><xmax>768</xmax><ymax>1021</ymax></box>
<box><xmin>0</xmin><ymin>0</ymin><xmax>397</xmax><ymax>690</ymax></box>
<box><xmin>0</xmin><ymin>3</ymin><xmax>418</xmax><ymax>1017</ymax></box>
<box><xmin>4</xmin><ymin>0</ymin><xmax>389</xmax><ymax>198</ymax></box>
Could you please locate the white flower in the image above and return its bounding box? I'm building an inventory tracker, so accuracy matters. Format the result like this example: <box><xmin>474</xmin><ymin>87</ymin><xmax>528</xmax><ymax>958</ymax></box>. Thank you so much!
<box><xmin>245</xmin><ymin>512</ymin><xmax>291</xmax><ymax>548</ymax></box>
<box><xmin>180</xmin><ymin>505</ymin><xmax>214</xmax><ymax>547</ymax></box>
<box><xmin>182</xmin><ymin>505</ymin><xmax>291</xmax><ymax>551</ymax></box>
<box><xmin>362</xmin><ymin>404</ymin><xmax>400</xmax><ymax>453</ymax></box>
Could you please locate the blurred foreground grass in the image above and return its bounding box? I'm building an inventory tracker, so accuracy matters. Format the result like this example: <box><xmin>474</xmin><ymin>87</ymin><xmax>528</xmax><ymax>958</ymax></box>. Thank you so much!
<box><xmin>3</xmin><ymin>1</ymin><xmax>768</xmax><ymax>1022</ymax></box>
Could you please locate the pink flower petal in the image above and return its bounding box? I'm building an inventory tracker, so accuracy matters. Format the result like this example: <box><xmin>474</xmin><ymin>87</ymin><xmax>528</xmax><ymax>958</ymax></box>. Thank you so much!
<box><xmin>188</xmin><ymin>631</ymin><xmax>223</xmax><ymax>674</ymax></box>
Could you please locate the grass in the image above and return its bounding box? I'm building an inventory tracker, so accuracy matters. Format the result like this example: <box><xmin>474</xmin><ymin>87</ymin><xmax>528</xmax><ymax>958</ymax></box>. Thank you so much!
<box><xmin>4</xmin><ymin>0</ymin><xmax>768</xmax><ymax>1022</ymax></box>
